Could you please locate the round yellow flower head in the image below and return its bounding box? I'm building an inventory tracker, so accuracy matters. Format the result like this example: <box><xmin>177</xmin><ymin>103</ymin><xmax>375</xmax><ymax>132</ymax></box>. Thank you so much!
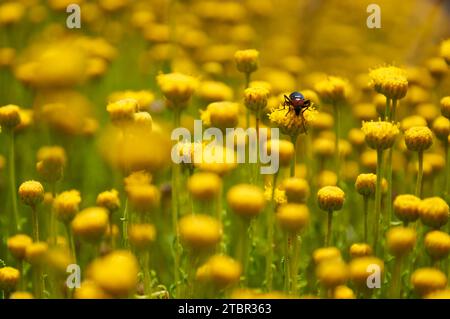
<box><xmin>311</xmin><ymin>112</ymin><xmax>334</xmax><ymax>132</ymax></box>
<box><xmin>124</xmin><ymin>170</ymin><xmax>152</xmax><ymax>188</ymax></box>
<box><xmin>18</xmin><ymin>180</ymin><xmax>44</xmax><ymax>207</ymax></box>
<box><xmin>393</xmin><ymin>194</ymin><xmax>421</xmax><ymax>223</ymax></box>
<box><xmin>424</xmin><ymin>230</ymin><xmax>450</xmax><ymax>260</ymax></box>
<box><xmin>400</xmin><ymin>115</ymin><xmax>427</xmax><ymax>132</ymax></box>
<box><xmin>418</xmin><ymin>197</ymin><xmax>449</xmax><ymax>229</ymax></box>
<box><xmin>0</xmin><ymin>104</ymin><xmax>21</xmax><ymax>130</ymax></box>
<box><xmin>196</xmin><ymin>254</ymin><xmax>241</xmax><ymax>288</ymax></box>
<box><xmin>432</xmin><ymin>116</ymin><xmax>450</xmax><ymax>142</ymax></box>
<box><xmin>276</xmin><ymin>203</ymin><xmax>310</xmax><ymax>233</ymax></box>
<box><xmin>36</xmin><ymin>146</ymin><xmax>67</xmax><ymax>183</ymax></box>
<box><xmin>281</xmin><ymin>177</ymin><xmax>310</xmax><ymax>203</ymax></box>
<box><xmin>126</xmin><ymin>184</ymin><xmax>160</xmax><ymax>214</ymax></box>
<box><xmin>440</xmin><ymin>96</ymin><xmax>450</xmax><ymax>119</ymax></box>
<box><xmin>360</xmin><ymin>150</ymin><xmax>378</xmax><ymax>171</ymax></box>
<box><xmin>312</xmin><ymin>137</ymin><xmax>335</xmax><ymax>158</ymax></box>
<box><xmin>425</xmin><ymin>289</ymin><xmax>450</xmax><ymax>299</ymax></box>
<box><xmin>197</xmin><ymin>81</ymin><xmax>234</xmax><ymax>103</ymax></box>
<box><xmin>353</xmin><ymin>103</ymin><xmax>377</xmax><ymax>122</ymax></box>
<box><xmin>46</xmin><ymin>247</ymin><xmax>74</xmax><ymax>274</ymax></box>
<box><xmin>244</xmin><ymin>86</ymin><xmax>269</xmax><ymax>113</ymax></box>
<box><xmin>317</xmin><ymin>170</ymin><xmax>338</xmax><ymax>188</ymax></box>
<box><xmin>334</xmin><ymin>285</ymin><xmax>355</xmax><ymax>299</ymax></box>
<box><xmin>314</xmin><ymin>76</ymin><xmax>350</xmax><ymax>104</ymax></box>
<box><xmin>53</xmin><ymin>190</ymin><xmax>81</xmax><ymax>223</ymax></box>
<box><xmin>25</xmin><ymin>242</ymin><xmax>49</xmax><ymax>266</ymax></box>
<box><xmin>87</xmin><ymin>250</ymin><xmax>139</xmax><ymax>297</ymax></box>
<box><xmin>227</xmin><ymin>184</ymin><xmax>265</xmax><ymax>218</ymax></box>
<box><xmin>426</xmin><ymin>57</ymin><xmax>448</xmax><ymax>80</ymax></box>
<box><xmin>187</xmin><ymin>172</ymin><xmax>222</xmax><ymax>201</ymax></box>
<box><xmin>7</xmin><ymin>234</ymin><xmax>32</xmax><ymax>260</ymax></box>
<box><xmin>0</xmin><ymin>47</ymin><xmax>15</xmax><ymax>67</ymax></box>
<box><xmin>355</xmin><ymin>173</ymin><xmax>378</xmax><ymax>197</ymax></box>
<box><xmin>96</xmin><ymin>189</ymin><xmax>120</xmax><ymax>212</ymax></box>
<box><xmin>425</xmin><ymin>153</ymin><xmax>445</xmax><ymax>175</ymax></box>
<box><xmin>349</xmin><ymin>257</ymin><xmax>384</xmax><ymax>290</ymax></box>
<box><xmin>348</xmin><ymin>128</ymin><xmax>365</xmax><ymax>150</ymax></box>
<box><xmin>317</xmin><ymin>186</ymin><xmax>345</xmax><ymax>212</ymax></box>
<box><xmin>201</xmin><ymin>101</ymin><xmax>239</xmax><ymax>130</ymax></box>
<box><xmin>411</xmin><ymin>268</ymin><xmax>447</xmax><ymax>296</ymax></box>
<box><xmin>234</xmin><ymin>49</ymin><xmax>259</xmax><ymax>74</ymax></box>
<box><xmin>179</xmin><ymin>214</ymin><xmax>222</xmax><ymax>250</ymax></box>
<box><xmin>369</xmin><ymin>66</ymin><xmax>408</xmax><ymax>100</ymax></box>
<box><xmin>9</xmin><ymin>291</ymin><xmax>34</xmax><ymax>299</ymax></box>
<box><xmin>440</xmin><ymin>39</ymin><xmax>450</xmax><ymax>65</ymax></box>
<box><xmin>265</xmin><ymin>139</ymin><xmax>295</xmax><ymax>167</ymax></box>
<box><xmin>74</xmin><ymin>280</ymin><xmax>111</xmax><ymax>299</ymax></box>
<box><xmin>106</xmin><ymin>98</ymin><xmax>137</xmax><ymax>126</ymax></box>
<box><xmin>264</xmin><ymin>184</ymin><xmax>287</xmax><ymax>205</ymax></box>
<box><xmin>362</xmin><ymin>120</ymin><xmax>399</xmax><ymax>150</ymax></box>
<box><xmin>386</xmin><ymin>226</ymin><xmax>416</xmax><ymax>257</ymax></box>
<box><xmin>313</xmin><ymin>247</ymin><xmax>342</xmax><ymax>264</ymax></box>
<box><xmin>316</xmin><ymin>260</ymin><xmax>349</xmax><ymax>289</ymax></box>
<box><xmin>0</xmin><ymin>267</ymin><xmax>20</xmax><ymax>291</ymax></box>
<box><xmin>108</xmin><ymin>90</ymin><xmax>155</xmax><ymax>111</ymax></box>
<box><xmin>157</xmin><ymin>72</ymin><xmax>198</xmax><ymax>107</ymax></box>
<box><xmin>128</xmin><ymin>223</ymin><xmax>156</xmax><ymax>250</ymax></box>
<box><xmin>349</xmin><ymin>243</ymin><xmax>373</xmax><ymax>259</ymax></box>
<box><xmin>404</xmin><ymin>126</ymin><xmax>433</xmax><ymax>152</ymax></box>
<box><xmin>0</xmin><ymin>2</ymin><xmax>25</xmax><ymax>25</ymax></box>
<box><xmin>71</xmin><ymin>207</ymin><xmax>109</xmax><ymax>241</ymax></box>
<box><xmin>268</xmin><ymin>102</ymin><xmax>317</xmax><ymax>137</ymax></box>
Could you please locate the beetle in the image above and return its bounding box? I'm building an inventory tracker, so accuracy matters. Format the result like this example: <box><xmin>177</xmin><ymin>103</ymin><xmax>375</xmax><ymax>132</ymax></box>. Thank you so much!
<box><xmin>282</xmin><ymin>91</ymin><xmax>312</xmax><ymax>132</ymax></box>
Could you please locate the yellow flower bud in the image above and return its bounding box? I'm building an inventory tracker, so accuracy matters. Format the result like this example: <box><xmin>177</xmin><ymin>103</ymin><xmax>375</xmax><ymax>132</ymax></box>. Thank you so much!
<box><xmin>201</xmin><ymin>101</ymin><xmax>239</xmax><ymax>130</ymax></box>
<box><xmin>179</xmin><ymin>214</ymin><xmax>222</xmax><ymax>250</ymax></box>
<box><xmin>432</xmin><ymin>116</ymin><xmax>450</xmax><ymax>142</ymax></box>
<box><xmin>355</xmin><ymin>173</ymin><xmax>378</xmax><ymax>197</ymax></box>
<box><xmin>317</xmin><ymin>186</ymin><xmax>345</xmax><ymax>212</ymax></box>
<box><xmin>281</xmin><ymin>177</ymin><xmax>310</xmax><ymax>203</ymax></box>
<box><xmin>18</xmin><ymin>180</ymin><xmax>44</xmax><ymax>207</ymax></box>
<box><xmin>315</xmin><ymin>76</ymin><xmax>350</xmax><ymax>104</ymax></box>
<box><xmin>9</xmin><ymin>291</ymin><xmax>34</xmax><ymax>299</ymax></box>
<box><xmin>25</xmin><ymin>242</ymin><xmax>48</xmax><ymax>266</ymax></box>
<box><xmin>393</xmin><ymin>194</ymin><xmax>421</xmax><ymax>223</ymax></box>
<box><xmin>333</xmin><ymin>285</ymin><xmax>355</xmax><ymax>299</ymax></box>
<box><xmin>312</xmin><ymin>247</ymin><xmax>341</xmax><ymax>264</ymax></box>
<box><xmin>53</xmin><ymin>190</ymin><xmax>81</xmax><ymax>223</ymax></box>
<box><xmin>316</xmin><ymin>260</ymin><xmax>349</xmax><ymax>288</ymax></box>
<box><xmin>7</xmin><ymin>234</ymin><xmax>32</xmax><ymax>260</ymax></box>
<box><xmin>234</xmin><ymin>49</ymin><xmax>259</xmax><ymax>74</ymax></box>
<box><xmin>411</xmin><ymin>268</ymin><xmax>447</xmax><ymax>296</ymax></box>
<box><xmin>227</xmin><ymin>184</ymin><xmax>265</xmax><ymax>218</ymax></box>
<box><xmin>418</xmin><ymin>197</ymin><xmax>449</xmax><ymax>229</ymax></box>
<box><xmin>276</xmin><ymin>203</ymin><xmax>310</xmax><ymax>233</ymax></box>
<box><xmin>265</xmin><ymin>139</ymin><xmax>295</xmax><ymax>167</ymax></box>
<box><xmin>126</xmin><ymin>184</ymin><xmax>160</xmax><ymax>214</ymax></box>
<box><xmin>369</xmin><ymin>66</ymin><xmax>408</xmax><ymax>100</ymax></box>
<box><xmin>196</xmin><ymin>254</ymin><xmax>241</xmax><ymax>288</ymax></box>
<box><xmin>424</xmin><ymin>230</ymin><xmax>450</xmax><ymax>260</ymax></box>
<box><xmin>128</xmin><ymin>223</ymin><xmax>156</xmax><ymax>250</ymax></box>
<box><xmin>197</xmin><ymin>81</ymin><xmax>233</xmax><ymax>103</ymax></box>
<box><xmin>187</xmin><ymin>172</ymin><xmax>222</xmax><ymax>201</ymax></box>
<box><xmin>440</xmin><ymin>39</ymin><xmax>450</xmax><ymax>65</ymax></box>
<box><xmin>157</xmin><ymin>72</ymin><xmax>198</xmax><ymax>107</ymax></box>
<box><xmin>386</xmin><ymin>226</ymin><xmax>416</xmax><ymax>257</ymax></box>
<box><xmin>71</xmin><ymin>207</ymin><xmax>109</xmax><ymax>241</ymax></box>
<box><xmin>362</xmin><ymin>120</ymin><xmax>399</xmax><ymax>150</ymax></box>
<box><xmin>74</xmin><ymin>280</ymin><xmax>111</xmax><ymax>299</ymax></box>
<box><xmin>244</xmin><ymin>86</ymin><xmax>269</xmax><ymax>112</ymax></box>
<box><xmin>96</xmin><ymin>189</ymin><xmax>120</xmax><ymax>212</ymax></box>
<box><xmin>0</xmin><ymin>267</ymin><xmax>20</xmax><ymax>291</ymax></box>
<box><xmin>349</xmin><ymin>243</ymin><xmax>373</xmax><ymax>259</ymax></box>
<box><xmin>36</xmin><ymin>146</ymin><xmax>67</xmax><ymax>183</ymax></box>
<box><xmin>349</xmin><ymin>257</ymin><xmax>384</xmax><ymax>290</ymax></box>
<box><xmin>404</xmin><ymin>126</ymin><xmax>433</xmax><ymax>152</ymax></box>
<box><xmin>440</xmin><ymin>96</ymin><xmax>450</xmax><ymax>119</ymax></box>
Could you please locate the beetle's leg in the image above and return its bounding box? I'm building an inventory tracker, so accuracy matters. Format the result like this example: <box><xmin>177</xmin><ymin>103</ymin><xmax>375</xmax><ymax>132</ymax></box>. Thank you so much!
<box><xmin>285</xmin><ymin>107</ymin><xmax>292</xmax><ymax>116</ymax></box>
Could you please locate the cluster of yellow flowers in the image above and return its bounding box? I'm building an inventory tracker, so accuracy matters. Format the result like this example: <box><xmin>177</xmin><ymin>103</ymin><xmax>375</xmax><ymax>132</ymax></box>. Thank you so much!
<box><xmin>0</xmin><ymin>0</ymin><xmax>449</xmax><ymax>300</ymax></box>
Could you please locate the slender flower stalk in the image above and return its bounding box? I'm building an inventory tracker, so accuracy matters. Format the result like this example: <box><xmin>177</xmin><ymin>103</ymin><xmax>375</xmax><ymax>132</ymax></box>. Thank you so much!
<box><xmin>265</xmin><ymin>172</ymin><xmax>278</xmax><ymax>290</ymax></box>
<box><xmin>317</xmin><ymin>186</ymin><xmax>345</xmax><ymax>246</ymax></box>
<box><xmin>8</xmin><ymin>131</ymin><xmax>20</xmax><ymax>231</ymax></box>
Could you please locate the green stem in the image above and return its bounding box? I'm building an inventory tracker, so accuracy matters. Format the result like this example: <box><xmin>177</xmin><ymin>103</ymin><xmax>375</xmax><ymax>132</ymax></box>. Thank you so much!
<box><xmin>374</xmin><ymin>149</ymin><xmax>384</xmax><ymax>255</ymax></box>
<box><xmin>289</xmin><ymin>233</ymin><xmax>300</xmax><ymax>295</ymax></box>
<box><xmin>290</xmin><ymin>135</ymin><xmax>298</xmax><ymax>177</ymax></box>
<box><xmin>444</xmin><ymin>140</ymin><xmax>449</xmax><ymax>197</ymax></box>
<box><xmin>390</xmin><ymin>256</ymin><xmax>403</xmax><ymax>298</ymax></box>
<box><xmin>237</xmin><ymin>218</ymin><xmax>250</xmax><ymax>285</ymax></box>
<box><xmin>415</xmin><ymin>151</ymin><xmax>424</xmax><ymax>198</ymax></box>
<box><xmin>332</xmin><ymin>103</ymin><xmax>340</xmax><ymax>182</ymax></box>
<box><xmin>31</xmin><ymin>205</ymin><xmax>39</xmax><ymax>242</ymax></box>
<box><xmin>325</xmin><ymin>210</ymin><xmax>333</xmax><ymax>246</ymax></box>
<box><xmin>143</xmin><ymin>251</ymin><xmax>151</xmax><ymax>297</ymax></box>
<box><xmin>172</xmin><ymin>108</ymin><xmax>181</xmax><ymax>296</ymax></box>
<box><xmin>363</xmin><ymin>195</ymin><xmax>369</xmax><ymax>243</ymax></box>
<box><xmin>385</xmin><ymin>97</ymin><xmax>391</xmax><ymax>120</ymax></box>
<box><xmin>8</xmin><ymin>131</ymin><xmax>20</xmax><ymax>231</ymax></box>
<box><xmin>122</xmin><ymin>198</ymin><xmax>129</xmax><ymax>247</ymax></box>
<box><xmin>265</xmin><ymin>172</ymin><xmax>278</xmax><ymax>291</ymax></box>
<box><xmin>385</xmin><ymin>98</ymin><xmax>396</xmax><ymax>226</ymax></box>
<box><xmin>65</xmin><ymin>223</ymin><xmax>77</xmax><ymax>264</ymax></box>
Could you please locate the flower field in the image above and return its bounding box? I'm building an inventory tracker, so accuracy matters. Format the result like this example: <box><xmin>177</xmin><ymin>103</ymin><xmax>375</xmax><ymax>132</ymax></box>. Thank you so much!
<box><xmin>0</xmin><ymin>0</ymin><xmax>450</xmax><ymax>299</ymax></box>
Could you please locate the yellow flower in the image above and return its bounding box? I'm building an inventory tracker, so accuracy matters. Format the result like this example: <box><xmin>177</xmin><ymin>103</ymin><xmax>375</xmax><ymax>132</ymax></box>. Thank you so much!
<box><xmin>311</xmin><ymin>112</ymin><xmax>334</xmax><ymax>132</ymax></box>
<box><xmin>426</xmin><ymin>57</ymin><xmax>448</xmax><ymax>80</ymax></box>
<box><xmin>227</xmin><ymin>184</ymin><xmax>265</xmax><ymax>218</ymax></box>
<box><xmin>432</xmin><ymin>116</ymin><xmax>450</xmax><ymax>142</ymax></box>
<box><xmin>361</xmin><ymin>120</ymin><xmax>399</xmax><ymax>150</ymax></box>
<box><xmin>36</xmin><ymin>146</ymin><xmax>67</xmax><ymax>183</ymax></box>
<box><xmin>0</xmin><ymin>267</ymin><xmax>20</xmax><ymax>291</ymax></box>
<box><xmin>244</xmin><ymin>86</ymin><xmax>269</xmax><ymax>113</ymax></box>
<box><xmin>347</xmin><ymin>128</ymin><xmax>365</xmax><ymax>150</ymax></box>
<box><xmin>401</xmin><ymin>115</ymin><xmax>427</xmax><ymax>132</ymax></box>
<box><xmin>7</xmin><ymin>234</ymin><xmax>32</xmax><ymax>260</ymax></box>
<box><xmin>187</xmin><ymin>172</ymin><xmax>222</xmax><ymax>201</ymax></box>
<box><xmin>201</xmin><ymin>101</ymin><xmax>239</xmax><ymax>130</ymax></box>
<box><xmin>349</xmin><ymin>243</ymin><xmax>373</xmax><ymax>259</ymax></box>
<box><xmin>263</xmin><ymin>184</ymin><xmax>287</xmax><ymax>205</ymax></box>
<box><xmin>108</xmin><ymin>90</ymin><xmax>155</xmax><ymax>112</ymax></box>
<box><xmin>124</xmin><ymin>170</ymin><xmax>152</xmax><ymax>188</ymax></box>
<box><xmin>349</xmin><ymin>257</ymin><xmax>384</xmax><ymax>290</ymax></box>
<box><xmin>25</xmin><ymin>242</ymin><xmax>49</xmax><ymax>266</ymax></box>
<box><xmin>317</xmin><ymin>186</ymin><xmax>345</xmax><ymax>212</ymax></box>
<box><xmin>268</xmin><ymin>103</ymin><xmax>317</xmax><ymax>137</ymax></box>
<box><xmin>276</xmin><ymin>203</ymin><xmax>310</xmax><ymax>233</ymax></box>
<box><xmin>411</xmin><ymin>268</ymin><xmax>447</xmax><ymax>296</ymax></box>
<box><xmin>126</xmin><ymin>184</ymin><xmax>160</xmax><ymax>214</ymax></box>
<box><xmin>87</xmin><ymin>250</ymin><xmax>139</xmax><ymax>297</ymax></box>
<box><xmin>0</xmin><ymin>47</ymin><xmax>15</xmax><ymax>67</ymax></box>
<box><xmin>265</xmin><ymin>139</ymin><xmax>295</xmax><ymax>167</ymax></box>
<box><xmin>128</xmin><ymin>223</ymin><xmax>156</xmax><ymax>250</ymax></box>
<box><xmin>334</xmin><ymin>285</ymin><xmax>355</xmax><ymax>299</ymax></box>
<box><xmin>404</xmin><ymin>126</ymin><xmax>433</xmax><ymax>152</ymax></box>
<box><xmin>313</xmin><ymin>247</ymin><xmax>342</xmax><ymax>264</ymax></box>
<box><xmin>9</xmin><ymin>291</ymin><xmax>34</xmax><ymax>299</ymax></box>
<box><xmin>314</xmin><ymin>76</ymin><xmax>351</xmax><ymax>104</ymax></box>
<box><xmin>196</xmin><ymin>254</ymin><xmax>241</xmax><ymax>288</ymax></box>
<box><xmin>197</xmin><ymin>81</ymin><xmax>234</xmax><ymax>103</ymax></box>
<box><xmin>0</xmin><ymin>104</ymin><xmax>21</xmax><ymax>130</ymax></box>
<box><xmin>440</xmin><ymin>96</ymin><xmax>450</xmax><ymax>119</ymax></box>
<box><xmin>316</xmin><ymin>260</ymin><xmax>349</xmax><ymax>289</ymax></box>
<box><xmin>369</xmin><ymin>66</ymin><xmax>408</xmax><ymax>100</ymax></box>
<box><xmin>393</xmin><ymin>194</ymin><xmax>421</xmax><ymax>223</ymax></box>
<box><xmin>425</xmin><ymin>289</ymin><xmax>450</xmax><ymax>299</ymax></box>
<box><xmin>317</xmin><ymin>170</ymin><xmax>338</xmax><ymax>188</ymax></box>
<box><xmin>157</xmin><ymin>72</ymin><xmax>198</xmax><ymax>107</ymax></box>
<box><xmin>234</xmin><ymin>49</ymin><xmax>259</xmax><ymax>74</ymax></box>
<box><xmin>355</xmin><ymin>173</ymin><xmax>377</xmax><ymax>197</ymax></box>
<box><xmin>424</xmin><ymin>230</ymin><xmax>450</xmax><ymax>260</ymax></box>
<box><xmin>53</xmin><ymin>190</ymin><xmax>81</xmax><ymax>223</ymax></box>
<box><xmin>440</xmin><ymin>39</ymin><xmax>450</xmax><ymax>64</ymax></box>
<box><xmin>71</xmin><ymin>207</ymin><xmax>109</xmax><ymax>241</ymax></box>
<box><xmin>312</xmin><ymin>137</ymin><xmax>335</xmax><ymax>158</ymax></box>
<box><xmin>386</xmin><ymin>226</ymin><xmax>416</xmax><ymax>257</ymax></box>
<box><xmin>106</xmin><ymin>98</ymin><xmax>137</xmax><ymax>126</ymax></box>
<box><xmin>281</xmin><ymin>177</ymin><xmax>310</xmax><ymax>203</ymax></box>
<box><xmin>96</xmin><ymin>189</ymin><xmax>120</xmax><ymax>212</ymax></box>
<box><xmin>0</xmin><ymin>2</ymin><xmax>25</xmax><ymax>25</ymax></box>
<box><xmin>418</xmin><ymin>197</ymin><xmax>449</xmax><ymax>229</ymax></box>
<box><xmin>18</xmin><ymin>180</ymin><xmax>44</xmax><ymax>207</ymax></box>
<box><xmin>179</xmin><ymin>214</ymin><xmax>222</xmax><ymax>250</ymax></box>
<box><xmin>74</xmin><ymin>280</ymin><xmax>111</xmax><ymax>299</ymax></box>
